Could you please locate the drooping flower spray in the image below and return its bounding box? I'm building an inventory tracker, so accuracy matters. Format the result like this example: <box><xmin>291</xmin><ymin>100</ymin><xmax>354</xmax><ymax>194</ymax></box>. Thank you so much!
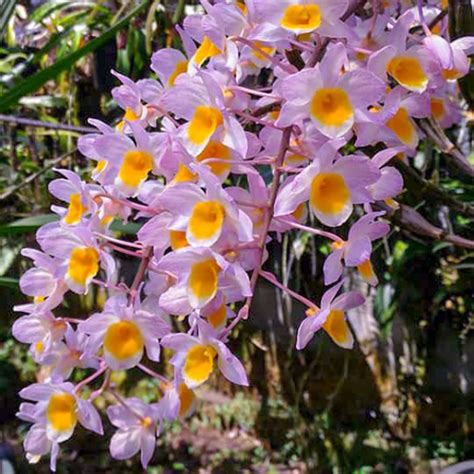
<box><xmin>14</xmin><ymin>0</ymin><xmax>473</xmax><ymax>469</ymax></box>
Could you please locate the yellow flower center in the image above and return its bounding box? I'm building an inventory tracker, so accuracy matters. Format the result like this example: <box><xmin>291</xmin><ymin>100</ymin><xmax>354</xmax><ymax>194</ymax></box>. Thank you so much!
<box><xmin>173</xmin><ymin>163</ymin><xmax>198</xmax><ymax>183</ymax></box>
<box><xmin>189</xmin><ymin>259</ymin><xmax>220</xmax><ymax>302</ymax></box>
<box><xmin>118</xmin><ymin>150</ymin><xmax>153</xmax><ymax>189</ymax></box>
<box><xmin>310</xmin><ymin>173</ymin><xmax>350</xmax><ymax>215</ymax></box>
<box><xmin>207</xmin><ymin>302</ymin><xmax>227</xmax><ymax>328</ymax></box>
<box><xmin>178</xmin><ymin>382</ymin><xmax>195</xmax><ymax>417</ymax></box>
<box><xmin>236</xmin><ymin>0</ymin><xmax>248</xmax><ymax>15</ymax></box>
<box><xmin>94</xmin><ymin>160</ymin><xmax>107</xmax><ymax>174</ymax></box>
<box><xmin>141</xmin><ymin>417</ymin><xmax>153</xmax><ymax>428</ymax></box>
<box><xmin>387</xmin><ymin>56</ymin><xmax>427</xmax><ymax>90</ymax></box>
<box><xmin>252</xmin><ymin>41</ymin><xmax>276</xmax><ymax>61</ymax></box>
<box><xmin>169</xmin><ymin>230</ymin><xmax>189</xmax><ymax>250</ymax></box>
<box><xmin>322</xmin><ymin>309</ymin><xmax>349</xmax><ymax>345</ymax></box>
<box><xmin>385</xmin><ymin>107</ymin><xmax>416</xmax><ymax>146</ymax></box>
<box><xmin>281</xmin><ymin>4</ymin><xmax>322</xmax><ymax>32</ymax></box>
<box><xmin>67</xmin><ymin>247</ymin><xmax>99</xmax><ymax>286</ymax></box>
<box><xmin>64</xmin><ymin>193</ymin><xmax>87</xmax><ymax>225</ymax></box>
<box><xmin>331</xmin><ymin>240</ymin><xmax>346</xmax><ymax>250</ymax></box>
<box><xmin>168</xmin><ymin>60</ymin><xmax>188</xmax><ymax>87</ymax></box>
<box><xmin>310</xmin><ymin>88</ymin><xmax>353</xmax><ymax>127</ymax></box>
<box><xmin>357</xmin><ymin>258</ymin><xmax>375</xmax><ymax>281</ymax></box>
<box><xmin>196</xmin><ymin>141</ymin><xmax>231</xmax><ymax>177</ymax></box>
<box><xmin>104</xmin><ymin>320</ymin><xmax>144</xmax><ymax>361</ymax></box>
<box><xmin>292</xmin><ymin>203</ymin><xmax>306</xmax><ymax>221</ymax></box>
<box><xmin>183</xmin><ymin>344</ymin><xmax>217</xmax><ymax>385</ymax></box>
<box><xmin>47</xmin><ymin>392</ymin><xmax>77</xmax><ymax>432</ymax></box>
<box><xmin>117</xmin><ymin>107</ymin><xmax>140</xmax><ymax>132</ymax></box>
<box><xmin>442</xmin><ymin>68</ymin><xmax>461</xmax><ymax>81</ymax></box>
<box><xmin>188</xmin><ymin>200</ymin><xmax>225</xmax><ymax>242</ymax></box>
<box><xmin>430</xmin><ymin>98</ymin><xmax>445</xmax><ymax>120</ymax></box>
<box><xmin>188</xmin><ymin>106</ymin><xmax>223</xmax><ymax>146</ymax></box>
<box><xmin>193</xmin><ymin>36</ymin><xmax>222</xmax><ymax>67</ymax></box>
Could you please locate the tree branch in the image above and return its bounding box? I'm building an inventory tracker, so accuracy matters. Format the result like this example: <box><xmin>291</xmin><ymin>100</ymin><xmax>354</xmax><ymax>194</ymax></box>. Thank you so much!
<box><xmin>417</xmin><ymin>118</ymin><xmax>474</xmax><ymax>178</ymax></box>
<box><xmin>390</xmin><ymin>158</ymin><xmax>474</xmax><ymax>217</ymax></box>
<box><xmin>376</xmin><ymin>202</ymin><xmax>474</xmax><ymax>249</ymax></box>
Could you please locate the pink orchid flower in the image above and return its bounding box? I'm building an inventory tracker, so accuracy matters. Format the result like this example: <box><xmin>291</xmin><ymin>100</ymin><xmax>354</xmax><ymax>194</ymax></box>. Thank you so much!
<box><xmin>18</xmin><ymin>382</ymin><xmax>103</xmax><ymax>471</ymax></box>
<box><xmin>92</xmin><ymin>120</ymin><xmax>162</xmax><ymax>196</ymax></box>
<box><xmin>78</xmin><ymin>295</ymin><xmax>170</xmax><ymax>370</ymax></box>
<box><xmin>424</xmin><ymin>34</ymin><xmax>474</xmax><ymax>83</ymax></box>
<box><xmin>162</xmin><ymin>74</ymin><xmax>247</xmax><ymax>157</ymax></box>
<box><xmin>277</xmin><ymin>43</ymin><xmax>386</xmax><ymax>138</ymax></box>
<box><xmin>274</xmin><ymin>147</ymin><xmax>380</xmax><ymax>227</ymax></box>
<box><xmin>252</xmin><ymin>0</ymin><xmax>352</xmax><ymax>41</ymax></box>
<box><xmin>49</xmin><ymin>169</ymin><xmax>96</xmax><ymax>226</ymax></box>
<box><xmin>107</xmin><ymin>397</ymin><xmax>158</xmax><ymax>469</ymax></box>
<box><xmin>157</xmin><ymin>247</ymin><xmax>251</xmax><ymax>314</ymax></box>
<box><xmin>296</xmin><ymin>280</ymin><xmax>364</xmax><ymax>350</ymax></box>
<box><xmin>157</xmin><ymin>170</ymin><xmax>253</xmax><ymax>248</ymax></box>
<box><xmin>157</xmin><ymin>369</ymin><xmax>197</xmax><ymax>421</ymax></box>
<box><xmin>36</xmin><ymin>222</ymin><xmax>115</xmax><ymax>294</ymax></box>
<box><xmin>323</xmin><ymin>212</ymin><xmax>390</xmax><ymax>286</ymax></box>
<box><xmin>18</xmin><ymin>249</ymin><xmax>67</xmax><ymax>311</ymax></box>
<box><xmin>161</xmin><ymin>319</ymin><xmax>248</xmax><ymax>388</ymax></box>
<box><xmin>368</xmin><ymin>11</ymin><xmax>436</xmax><ymax>93</ymax></box>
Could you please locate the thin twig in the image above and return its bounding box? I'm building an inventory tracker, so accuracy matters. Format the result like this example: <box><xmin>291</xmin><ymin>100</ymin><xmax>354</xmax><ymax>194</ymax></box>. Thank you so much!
<box><xmin>0</xmin><ymin>114</ymin><xmax>95</xmax><ymax>134</ymax></box>
<box><xmin>128</xmin><ymin>246</ymin><xmax>153</xmax><ymax>303</ymax></box>
<box><xmin>0</xmin><ymin>149</ymin><xmax>75</xmax><ymax>201</ymax></box>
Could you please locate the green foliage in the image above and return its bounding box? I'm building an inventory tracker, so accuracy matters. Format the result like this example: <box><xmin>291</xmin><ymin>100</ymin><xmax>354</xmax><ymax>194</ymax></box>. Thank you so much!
<box><xmin>0</xmin><ymin>1</ymin><xmax>151</xmax><ymax>111</ymax></box>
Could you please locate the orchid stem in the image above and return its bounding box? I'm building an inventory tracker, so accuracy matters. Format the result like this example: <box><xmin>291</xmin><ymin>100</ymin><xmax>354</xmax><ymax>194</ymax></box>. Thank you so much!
<box><xmin>278</xmin><ymin>218</ymin><xmax>344</xmax><ymax>243</ymax></box>
<box><xmin>259</xmin><ymin>270</ymin><xmax>317</xmax><ymax>310</ymax></box>
<box><xmin>75</xmin><ymin>364</ymin><xmax>107</xmax><ymax>392</ymax></box>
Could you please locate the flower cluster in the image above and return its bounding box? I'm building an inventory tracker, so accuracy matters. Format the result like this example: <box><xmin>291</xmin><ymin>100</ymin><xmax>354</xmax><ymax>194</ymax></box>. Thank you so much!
<box><xmin>14</xmin><ymin>0</ymin><xmax>472</xmax><ymax>470</ymax></box>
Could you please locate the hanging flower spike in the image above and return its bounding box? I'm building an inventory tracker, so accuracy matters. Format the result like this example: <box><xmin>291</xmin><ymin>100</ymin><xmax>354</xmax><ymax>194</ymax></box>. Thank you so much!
<box><xmin>12</xmin><ymin>0</ymin><xmax>474</xmax><ymax>470</ymax></box>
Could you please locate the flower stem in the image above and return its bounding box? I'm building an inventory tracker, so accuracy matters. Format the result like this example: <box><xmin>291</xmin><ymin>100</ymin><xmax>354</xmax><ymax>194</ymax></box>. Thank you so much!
<box><xmin>220</xmin><ymin>127</ymin><xmax>293</xmax><ymax>339</ymax></box>
<box><xmin>259</xmin><ymin>270</ymin><xmax>317</xmax><ymax>310</ymax></box>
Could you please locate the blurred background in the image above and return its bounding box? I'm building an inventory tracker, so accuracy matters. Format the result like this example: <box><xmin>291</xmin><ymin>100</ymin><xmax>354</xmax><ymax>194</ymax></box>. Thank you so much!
<box><xmin>0</xmin><ymin>0</ymin><xmax>473</xmax><ymax>472</ymax></box>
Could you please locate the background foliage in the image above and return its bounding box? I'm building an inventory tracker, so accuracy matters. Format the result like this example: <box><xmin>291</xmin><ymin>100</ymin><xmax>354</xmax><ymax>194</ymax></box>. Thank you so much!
<box><xmin>0</xmin><ymin>1</ymin><xmax>473</xmax><ymax>472</ymax></box>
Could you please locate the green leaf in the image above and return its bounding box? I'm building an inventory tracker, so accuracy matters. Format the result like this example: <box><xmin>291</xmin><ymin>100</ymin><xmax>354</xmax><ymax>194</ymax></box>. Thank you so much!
<box><xmin>0</xmin><ymin>0</ymin><xmax>151</xmax><ymax>112</ymax></box>
<box><xmin>29</xmin><ymin>0</ymin><xmax>95</xmax><ymax>23</ymax></box>
<box><xmin>0</xmin><ymin>277</ymin><xmax>19</xmax><ymax>289</ymax></box>
<box><xmin>110</xmin><ymin>219</ymin><xmax>142</xmax><ymax>235</ymax></box>
<box><xmin>0</xmin><ymin>0</ymin><xmax>16</xmax><ymax>40</ymax></box>
<box><xmin>0</xmin><ymin>214</ymin><xmax>59</xmax><ymax>237</ymax></box>
<box><xmin>19</xmin><ymin>95</ymin><xmax>68</xmax><ymax>108</ymax></box>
